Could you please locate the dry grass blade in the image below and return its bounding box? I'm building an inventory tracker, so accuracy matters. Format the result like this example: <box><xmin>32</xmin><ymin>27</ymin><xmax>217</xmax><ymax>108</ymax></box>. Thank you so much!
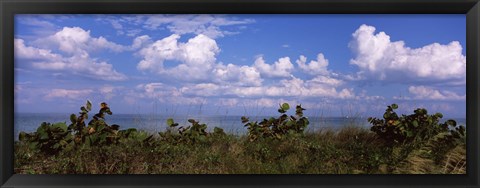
<box><xmin>442</xmin><ymin>145</ymin><xmax>466</xmax><ymax>174</ymax></box>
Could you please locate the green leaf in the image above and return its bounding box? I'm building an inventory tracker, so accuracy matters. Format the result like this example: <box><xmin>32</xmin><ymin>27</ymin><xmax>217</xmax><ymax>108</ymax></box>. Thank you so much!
<box><xmin>288</xmin><ymin>129</ymin><xmax>296</xmax><ymax>135</ymax></box>
<box><xmin>214</xmin><ymin>127</ymin><xmax>225</xmax><ymax>135</ymax></box>
<box><xmin>427</xmin><ymin>117</ymin><xmax>433</xmax><ymax>125</ymax></box>
<box><xmin>285</xmin><ymin>120</ymin><xmax>294</xmax><ymax>127</ymax></box>
<box><xmin>65</xmin><ymin>133</ymin><xmax>72</xmax><ymax>140</ymax></box>
<box><xmin>302</xmin><ymin>117</ymin><xmax>310</xmax><ymax>127</ymax></box>
<box><xmin>281</xmin><ymin>103</ymin><xmax>290</xmax><ymax>111</ymax></box>
<box><xmin>412</xmin><ymin>120</ymin><xmax>419</xmax><ymax>128</ymax></box>
<box><xmin>166</xmin><ymin>118</ymin><xmax>175</xmax><ymax>126</ymax></box>
<box><xmin>106</xmin><ymin>108</ymin><xmax>112</xmax><ymax>115</ymax></box>
<box><xmin>37</xmin><ymin>122</ymin><xmax>49</xmax><ymax>132</ymax></box>
<box><xmin>446</xmin><ymin>119</ymin><xmax>457</xmax><ymax>127</ymax></box>
<box><xmin>393</xmin><ymin>120</ymin><xmax>400</xmax><ymax>126</ymax></box>
<box><xmin>70</xmin><ymin>114</ymin><xmax>77</xmax><ymax>124</ymax></box>
<box><xmin>295</xmin><ymin>105</ymin><xmax>305</xmax><ymax>117</ymax></box>
<box><xmin>458</xmin><ymin>126</ymin><xmax>465</xmax><ymax>135</ymax></box>
<box><xmin>39</xmin><ymin>133</ymin><xmax>49</xmax><ymax>140</ymax></box>
<box><xmin>383</xmin><ymin>113</ymin><xmax>390</xmax><ymax>119</ymax></box>
<box><xmin>241</xmin><ymin>116</ymin><xmax>249</xmax><ymax>123</ymax></box>
<box><xmin>435</xmin><ymin>113</ymin><xmax>443</xmax><ymax>118</ymax></box>
<box><xmin>391</xmin><ymin>104</ymin><xmax>398</xmax><ymax>109</ymax></box>
<box><xmin>435</xmin><ymin>132</ymin><xmax>448</xmax><ymax>139</ymax></box>
<box><xmin>29</xmin><ymin>142</ymin><xmax>38</xmax><ymax>149</ymax></box>
<box><xmin>60</xmin><ymin>140</ymin><xmax>68</xmax><ymax>146</ymax></box>
<box><xmin>197</xmin><ymin>135</ymin><xmax>207</xmax><ymax>142</ymax></box>
<box><xmin>81</xmin><ymin>106</ymin><xmax>87</xmax><ymax>113</ymax></box>
<box><xmin>19</xmin><ymin>132</ymin><xmax>28</xmax><ymax>141</ymax></box>
<box><xmin>97</xmin><ymin>124</ymin><xmax>106</xmax><ymax>132</ymax></box>
<box><xmin>100</xmin><ymin>134</ymin><xmax>107</xmax><ymax>143</ymax></box>
<box><xmin>86</xmin><ymin>100</ymin><xmax>92</xmax><ymax>111</ymax></box>
<box><xmin>52</xmin><ymin>122</ymin><xmax>68</xmax><ymax>132</ymax></box>
<box><xmin>406</xmin><ymin>131</ymin><xmax>414</xmax><ymax>138</ymax></box>
<box><xmin>85</xmin><ymin>136</ymin><xmax>92</xmax><ymax>146</ymax></box>
<box><xmin>111</xmin><ymin>124</ymin><xmax>120</xmax><ymax>130</ymax></box>
<box><xmin>268</xmin><ymin>117</ymin><xmax>276</xmax><ymax>123</ymax></box>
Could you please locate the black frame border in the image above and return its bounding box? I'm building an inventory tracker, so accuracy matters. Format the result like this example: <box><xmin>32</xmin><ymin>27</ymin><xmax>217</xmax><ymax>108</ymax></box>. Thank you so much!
<box><xmin>1</xmin><ymin>0</ymin><xmax>479</xmax><ymax>187</ymax></box>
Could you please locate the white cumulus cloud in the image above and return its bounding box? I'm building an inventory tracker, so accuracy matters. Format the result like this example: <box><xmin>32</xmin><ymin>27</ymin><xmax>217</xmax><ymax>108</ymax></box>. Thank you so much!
<box><xmin>143</xmin><ymin>14</ymin><xmax>254</xmax><ymax>38</ymax></box>
<box><xmin>137</xmin><ymin>34</ymin><xmax>220</xmax><ymax>81</ymax></box>
<box><xmin>15</xmin><ymin>38</ymin><xmax>128</xmax><ymax>81</ymax></box>
<box><xmin>212</xmin><ymin>63</ymin><xmax>263</xmax><ymax>87</ymax></box>
<box><xmin>349</xmin><ymin>24</ymin><xmax>466</xmax><ymax>85</ymax></box>
<box><xmin>223</xmin><ymin>76</ymin><xmax>355</xmax><ymax>99</ymax></box>
<box><xmin>296</xmin><ymin>53</ymin><xmax>330</xmax><ymax>75</ymax></box>
<box><xmin>35</xmin><ymin>27</ymin><xmax>126</xmax><ymax>55</ymax></box>
<box><xmin>15</xmin><ymin>26</ymin><xmax>130</xmax><ymax>81</ymax></box>
<box><xmin>131</xmin><ymin>35</ymin><xmax>152</xmax><ymax>50</ymax></box>
<box><xmin>135</xmin><ymin>82</ymin><xmax>208</xmax><ymax>105</ymax></box>
<box><xmin>136</xmin><ymin>82</ymin><xmax>181</xmax><ymax>99</ymax></box>
<box><xmin>407</xmin><ymin>86</ymin><xmax>465</xmax><ymax>100</ymax></box>
<box><xmin>306</xmin><ymin>75</ymin><xmax>344</xmax><ymax>87</ymax></box>
<box><xmin>180</xmin><ymin>83</ymin><xmax>223</xmax><ymax>97</ymax></box>
<box><xmin>99</xmin><ymin>85</ymin><xmax>124</xmax><ymax>100</ymax></box>
<box><xmin>44</xmin><ymin>89</ymin><xmax>94</xmax><ymax>100</ymax></box>
<box><xmin>15</xmin><ymin>39</ymin><xmax>62</xmax><ymax>61</ymax></box>
<box><xmin>254</xmin><ymin>56</ymin><xmax>294</xmax><ymax>78</ymax></box>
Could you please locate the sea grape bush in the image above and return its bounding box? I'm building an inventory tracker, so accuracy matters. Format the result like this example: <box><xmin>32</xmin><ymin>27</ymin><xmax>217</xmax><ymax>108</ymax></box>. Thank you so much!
<box><xmin>367</xmin><ymin>104</ymin><xmax>467</xmax><ymax>171</ymax></box>
<box><xmin>368</xmin><ymin>104</ymin><xmax>466</xmax><ymax>148</ymax></box>
<box><xmin>18</xmin><ymin>100</ymin><xmax>465</xmax><ymax>166</ymax></box>
<box><xmin>160</xmin><ymin>118</ymin><xmax>226</xmax><ymax>144</ymax></box>
<box><xmin>18</xmin><ymin>101</ymin><xmax>144</xmax><ymax>154</ymax></box>
<box><xmin>19</xmin><ymin>122</ymin><xmax>72</xmax><ymax>154</ymax></box>
<box><xmin>242</xmin><ymin>103</ymin><xmax>309</xmax><ymax>141</ymax></box>
<box><xmin>68</xmin><ymin>100</ymin><xmax>92</xmax><ymax>144</ymax></box>
<box><xmin>88</xmin><ymin>103</ymin><xmax>146</xmax><ymax>146</ymax></box>
<box><xmin>117</xmin><ymin>128</ymin><xmax>155</xmax><ymax>147</ymax></box>
<box><xmin>68</xmin><ymin>101</ymin><xmax>124</xmax><ymax>147</ymax></box>
<box><xmin>15</xmin><ymin>100</ymin><xmax>468</xmax><ymax>174</ymax></box>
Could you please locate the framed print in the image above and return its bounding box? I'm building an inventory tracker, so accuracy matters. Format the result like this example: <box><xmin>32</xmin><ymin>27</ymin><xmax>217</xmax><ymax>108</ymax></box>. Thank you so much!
<box><xmin>1</xmin><ymin>0</ymin><xmax>479</xmax><ymax>187</ymax></box>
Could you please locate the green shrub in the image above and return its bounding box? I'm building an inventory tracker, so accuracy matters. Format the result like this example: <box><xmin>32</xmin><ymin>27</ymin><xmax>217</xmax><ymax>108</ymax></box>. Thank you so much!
<box><xmin>242</xmin><ymin>103</ymin><xmax>309</xmax><ymax>141</ymax></box>
<box><xmin>160</xmin><ymin>118</ymin><xmax>226</xmax><ymax>144</ymax></box>
<box><xmin>368</xmin><ymin>104</ymin><xmax>466</xmax><ymax>172</ymax></box>
<box><xmin>368</xmin><ymin>104</ymin><xmax>464</xmax><ymax>147</ymax></box>
<box><xmin>19</xmin><ymin>122</ymin><xmax>73</xmax><ymax>155</ymax></box>
<box><xmin>15</xmin><ymin>102</ymin><xmax>466</xmax><ymax>174</ymax></box>
<box><xmin>18</xmin><ymin>101</ymin><xmax>145</xmax><ymax>154</ymax></box>
<box><xmin>82</xmin><ymin>102</ymin><xmax>124</xmax><ymax>147</ymax></box>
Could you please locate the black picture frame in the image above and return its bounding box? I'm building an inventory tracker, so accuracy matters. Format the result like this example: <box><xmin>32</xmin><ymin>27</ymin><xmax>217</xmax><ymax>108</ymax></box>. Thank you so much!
<box><xmin>1</xmin><ymin>0</ymin><xmax>479</xmax><ymax>187</ymax></box>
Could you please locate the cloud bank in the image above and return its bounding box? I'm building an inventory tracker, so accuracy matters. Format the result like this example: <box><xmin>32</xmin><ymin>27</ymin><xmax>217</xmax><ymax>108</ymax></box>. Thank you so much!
<box><xmin>349</xmin><ymin>24</ymin><xmax>466</xmax><ymax>85</ymax></box>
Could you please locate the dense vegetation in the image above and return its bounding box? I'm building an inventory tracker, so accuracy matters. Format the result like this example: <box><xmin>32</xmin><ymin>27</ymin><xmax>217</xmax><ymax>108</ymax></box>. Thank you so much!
<box><xmin>14</xmin><ymin>101</ymin><xmax>466</xmax><ymax>174</ymax></box>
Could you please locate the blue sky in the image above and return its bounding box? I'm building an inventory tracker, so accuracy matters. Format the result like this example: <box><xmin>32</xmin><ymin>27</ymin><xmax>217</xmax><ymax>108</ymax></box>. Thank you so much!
<box><xmin>14</xmin><ymin>14</ymin><xmax>466</xmax><ymax>118</ymax></box>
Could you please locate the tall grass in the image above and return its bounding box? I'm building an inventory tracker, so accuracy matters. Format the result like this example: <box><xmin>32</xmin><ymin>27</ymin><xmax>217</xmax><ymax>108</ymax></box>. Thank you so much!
<box><xmin>14</xmin><ymin>125</ymin><xmax>465</xmax><ymax>174</ymax></box>
<box><xmin>14</xmin><ymin>102</ymin><xmax>465</xmax><ymax>174</ymax></box>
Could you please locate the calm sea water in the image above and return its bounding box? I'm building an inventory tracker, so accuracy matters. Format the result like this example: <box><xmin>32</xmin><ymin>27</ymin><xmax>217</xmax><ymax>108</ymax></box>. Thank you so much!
<box><xmin>14</xmin><ymin>113</ymin><xmax>466</xmax><ymax>140</ymax></box>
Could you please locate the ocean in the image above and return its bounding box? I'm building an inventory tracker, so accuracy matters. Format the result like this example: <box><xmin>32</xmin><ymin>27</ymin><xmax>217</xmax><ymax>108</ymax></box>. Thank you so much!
<box><xmin>14</xmin><ymin>113</ymin><xmax>466</xmax><ymax>140</ymax></box>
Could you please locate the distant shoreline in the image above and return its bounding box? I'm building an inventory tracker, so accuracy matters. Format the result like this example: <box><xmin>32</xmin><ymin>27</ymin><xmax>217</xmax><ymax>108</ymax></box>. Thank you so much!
<box><xmin>14</xmin><ymin>112</ymin><xmax>466</xmax><ymax>121</ymax></box>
